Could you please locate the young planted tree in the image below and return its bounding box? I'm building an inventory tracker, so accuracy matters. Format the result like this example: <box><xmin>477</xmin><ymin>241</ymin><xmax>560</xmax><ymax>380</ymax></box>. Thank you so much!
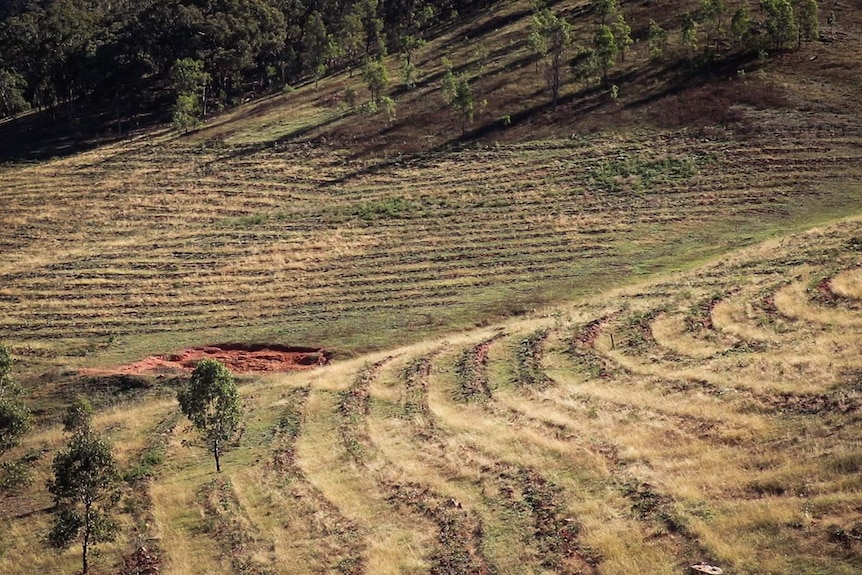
<box><xmin>0</xmin><ymin>344</ymin><xmax>11</xmax><ymax>389</ymax></box>
<box><xmin>681</xmin><ymin>12</ymin><xmax>699</xmax><ymax>57</ymax></box>
<box><xmin>796</xmin><ymin>0</ymin><xmax>819</xmax><ymax>44</ymax></box>
<box><xmin>397</xmin><ymin>2</ymin><xmax>433</xmax><ymax>89</ymax></box>
<box><xmin>592</xmin><ymin>0</ymin><xmax>620</xmax><ymax>25</ymax></box>
<box><xmin>380</xmin><ymin>95</ymin><xmax>397</xmax><ymax>124</ymax></box>
<box><xmin>0</xmin><ymin>399</ymin><xmax>29</xmax><ymax>459</ymax></box>
<box><xmin>731</xmin><ymin>3</ymin><xmax>754</xmax><ymax>48</ymax></box>
<box><xmin>611</xmin><ymin>12</ymin><xmax>633</xmax><ymax>62</ymax></box>
<box><xmin>177</xmin><ymin>359</ymin><xmax>241</xmax><ymax>473</ymax></box>
<box><xmin>172</xmin><ymin>94</ymin><xmax>202</xmax><ymax>132</ymax></box>
<box><xmin>442</xmin><ymin>68</ymin><xmax>473</xmax><ymax>135</ymax></box>
<box><xmin>761</xmin><ymin>0</ymin><xmax>798</xmax><ymax>51</ymax></box>
<box><xmin>593</xmin><ymin>24</ymin><xmax>618</xmax><ymax>85</ymax></box>
<box><xmin>63</xmin><ymin>395</ymin><xmax>94</xmax><ymax>434</ymax></box>
<box><xmin>700</xmin><ymin>0</ymin><xmax>728</xmax><ymax>49</ymax></box>
<box><xmin>0</xmin><ymin>344</ymin><xmax>29</xmax><ymax>460</ymax></box>
<box><xmin>648</xmin><ymin>19</ymin><xmax>668</xmax><ymax>61</ymax></box>
<box><xmin>399</xmin><ymin>29</ymin><xmax>426</xmax><ymax>89</ymax></box>
<box><xmin>529</xmin><ymin>8</ymin><xmax>572</xmax><ymax>108</ymax></box>
<box><xmin>362</xmin><ymin>57</ymin><xmax>389</xmax><ymax>105</ymax></box>
<box><xmin>48</xmin><ymin>410</ymin><xmax>118</xmax><ymax>575</ymax></box>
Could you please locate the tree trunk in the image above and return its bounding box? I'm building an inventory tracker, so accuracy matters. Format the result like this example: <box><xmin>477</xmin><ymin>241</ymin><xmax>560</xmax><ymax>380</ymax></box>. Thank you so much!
<box><xmin>214</xmin><ymin>441</ymin><xmax>221</xmax><ymax>473</ymax></box>
<box><xmin>115</xmin><ymin>88</ymin><xmax>122</xmax><ymax>135</ymax></box>
<box><xmin>82</xmin><ymin>506</ymin><xmax>90</xmax><ymax>573</ymax></box>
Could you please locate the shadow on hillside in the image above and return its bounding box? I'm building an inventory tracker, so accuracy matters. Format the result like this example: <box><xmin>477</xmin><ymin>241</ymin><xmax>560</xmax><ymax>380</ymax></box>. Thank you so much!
<box><xmin>0</xmin><ymin>98</ymin><xmax>169</xmax><ymax>164</ymax></box>
<box><xmin>454</xmin><ymin>49</ymin><xmax>766</xmax><ymax>144</ymax></box>
<box><xmin>322</xmin><ymin>50</ymin><xmax>769</xmax><ymax>186</ymax></box>
<box><xmin>198</xmin><ymin>109</ymin><xmax>353</xmax><ymax>164</ymax></box>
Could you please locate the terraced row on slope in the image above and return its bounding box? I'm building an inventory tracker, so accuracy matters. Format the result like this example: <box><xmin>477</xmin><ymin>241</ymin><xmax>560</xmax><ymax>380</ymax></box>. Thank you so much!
<box><xmin>2</xmin><ymin>115</ymin><xmax>862</xmax><ymax>363</ymax></box>
<box><xmin>2</xmin><ymin>218</ymin><xmax>860</xmax><ymax>575</ymax></box>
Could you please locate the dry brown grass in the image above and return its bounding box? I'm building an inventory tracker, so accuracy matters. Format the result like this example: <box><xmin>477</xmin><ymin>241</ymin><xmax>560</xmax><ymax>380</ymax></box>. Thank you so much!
<box><xmin>2</xmin><ymin>217</ymin><xmax>861</xmax><ymax>575</ymax></box>
<box><xmin>3</xmin><ymin>2</ymin><xmax>862</xmax><ymax>573</ymax></box>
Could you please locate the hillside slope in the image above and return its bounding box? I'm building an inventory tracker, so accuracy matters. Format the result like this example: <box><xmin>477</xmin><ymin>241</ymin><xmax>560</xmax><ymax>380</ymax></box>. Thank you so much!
<box><xmin>2</xmin><ymin>218</ymin><xmax>861</xmax><ymax>575</ymax></box>
<box><xmin>1</xmin><ymin>2</ymin><xmax>862</xmax><ymax>574</ymax></box>
<box><xmin>190</xmin><ymin>0</ymin><xmax>862</xmax><ymax>151</ymax></box>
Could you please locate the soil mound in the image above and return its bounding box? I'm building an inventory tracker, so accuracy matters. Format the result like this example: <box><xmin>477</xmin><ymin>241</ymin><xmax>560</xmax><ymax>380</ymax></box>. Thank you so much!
<box><xmin>80</xmin><ymin>343</ymin><xmax>330</xmax><ymax>376</ymax></box>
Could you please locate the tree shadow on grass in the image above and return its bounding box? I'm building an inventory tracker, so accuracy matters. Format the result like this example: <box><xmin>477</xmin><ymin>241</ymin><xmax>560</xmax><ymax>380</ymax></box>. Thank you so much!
<box><xmin>0</xmin><ymin>98</ymin><xmax>170</xmax><ymax>164</ymax></box>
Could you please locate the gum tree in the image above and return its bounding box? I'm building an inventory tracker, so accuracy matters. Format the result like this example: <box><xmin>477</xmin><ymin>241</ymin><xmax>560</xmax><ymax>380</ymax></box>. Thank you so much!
<box><xmin>593</xmin><ymin>24</ymin><xmax>618</xmax><ymax>85</ymax></box>
<box><xmin>48</xmin><ymin>402</ymin><xmax>118</xmax><ymax>574</ymax></box>
<box><xmin>177</xmin><ymin>359</ymin><xmax>241</xmax><ymax>472</ymax></box>
<box><xmin>0</xmin><ymin>344</ymin><xmax>29</xmax><ymax>460</ymax></box>
<box><xmin>442</xmin><ymin>68</ymin><xmax>473</xmax><ymax>135</ymax></box>
<box><xmin>648</xmin><ymin>19</ymin><xmax>667</xmax><ymax>61</ymax></box>
<box><xmin>592</xmin><ymin>0</ymin><xmax>620</xmax><ymax>25</ymax></box>
<box><xmin>362</xmin><ymin>57</ymin><xmax>389</xmax><ymax>105</ymax></box>
<box><xmin>761</xmin><ymin>0</ymin><xmax>798</xmax><ymax>51</ymax></box>
<box><xmin>797</xmin><ymin>0</ymin><xmax>819</xmax><ymax>44</ymax></box>
<box><xmin>529</xmin><ymin>8</ymin><xmax>572</xmax><ymax>108</ymax></box>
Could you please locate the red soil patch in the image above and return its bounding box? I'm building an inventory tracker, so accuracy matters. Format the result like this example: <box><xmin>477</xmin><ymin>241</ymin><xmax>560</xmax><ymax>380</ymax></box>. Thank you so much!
<box><xmin>80</xmin><ymin>343</ymin><xmax>330</xmax><ymax>376</ymax></box>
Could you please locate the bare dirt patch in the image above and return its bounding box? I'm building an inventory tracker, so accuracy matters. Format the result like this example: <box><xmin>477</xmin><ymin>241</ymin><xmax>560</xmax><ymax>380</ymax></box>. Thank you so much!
<box><xmin>80</xmin><ymin>343</ymin><xmax>330</xmax><ymax>376</ymax></box>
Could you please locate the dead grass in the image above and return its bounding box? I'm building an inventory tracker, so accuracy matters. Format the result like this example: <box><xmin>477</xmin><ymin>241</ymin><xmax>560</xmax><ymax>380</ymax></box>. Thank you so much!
<box><xmin>2</xmin><ymin>2</ymin><xmax>862</xmax><ymax>573</ymax></box>
<box><xmin>1</xmin><ymin>218</ymin><xmax>861</xmax><ymax>575</ymax></box>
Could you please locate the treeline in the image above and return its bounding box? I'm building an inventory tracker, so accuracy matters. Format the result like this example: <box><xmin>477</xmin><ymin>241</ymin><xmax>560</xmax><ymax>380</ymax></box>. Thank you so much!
<box><xmin>0</xmin><ymin>0</ymin><xmax>827</xmax><ymax>132</ymax></box>
<box><xmin>0</xmin><ymin>0</ymin><xmax>496</xmax><ymax>122</ymax></box>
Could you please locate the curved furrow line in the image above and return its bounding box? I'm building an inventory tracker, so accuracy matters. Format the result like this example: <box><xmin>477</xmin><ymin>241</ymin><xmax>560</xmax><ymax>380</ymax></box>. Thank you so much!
<box><xmin>566</xmin><ymin>312</ymin><xmax>626</xmax><ymax>379</ymax></box>
<box><xmin>514</xmin><ymin>321</ymin><xmax>763</xmax><ymax>448</ymax></box>
<box><xmin>347</xmin><ymin>350</ymin><xmax>503</xmax><ymax>574</ymax></box>
<box><xmin>197</xmin><ymin>477</ymin><xmax>279</xmax><ymax>575</ymax></box>
<box><xmin>428</xmin><ymin>339</ymin><xmax>690</xmax><ymax>574</ymax></box>
<box><xmin>298</xmin><ymin>361</ymin><xmax>436</xmax><ymax>575</ymax></box>
<box><xmin>487</xmin><ymin>352</ymin><xmax>732</xmax><ymax>572</ymax></box>
<box><xmin>117</xmin><ymin>411</ymin><xmax>182</xmax><ymax>575</ymax></box>
<box><xmin>808</xmin><ymin>267</ymin><xmax>862</xmax><ymax>309</ymax></box>
<box><xmin>547</xmin><ymin>313</ymin><xmax>855</xmax><ymax>446</ymax></box>
<box><xmin>585</xmin><ymin>309</ymin><xmax>860</xmax><ymax>409</ymax></box>
<box><xmin>585</xmin><ymin>277</ymin><xmax>847</xmax><ymax>394</ymax></box>
<box><xmin>453</xmin><ymin>330</ymin><xmax>507</xmax><ymax>403</ymax></box>
<box><xmin>650</xmin><ymin>291</ymin><xmax>768</xmax><ymax>361</ymax></box>
<box><xmin>257</xmin><ymin>387</ymin><xmax>367</xmax><ymax>575</ymax></box>
<box><xmin>829</xmin><ymin>267</ymin><xmax>862</xmax><ymax>301</ymax></box>
<box><xmin>337</xmin><ymin>358</ymin><xmax>395</xmax><ymax>464</ymax></box>
<box><xmin>149</xmin><ymin>416</ymin><xmax>232</xmax><ymax>574</ymax></box>
<box><xmin>710</xmin><ymin>281</ymin><xmax>791</xmax><ymax>345</ymax></box>
<box><xmin>607</xmin><ymin>307</ymin><xmax>679</xmax><ymax>363</ymax></box>
<box><xmin>513</xmin><ymin>328</ymin><xmax>554</xmax><ymax>390</ymax></box>
<box><xmin>773</xmin><ymin>277</ymin><xmax>862</xmax><ymax>327</ymax></box>
<box><xmin>374</xmin><ymin>346</ymin><xmax>600</xmax><ymax>573</ymax></box>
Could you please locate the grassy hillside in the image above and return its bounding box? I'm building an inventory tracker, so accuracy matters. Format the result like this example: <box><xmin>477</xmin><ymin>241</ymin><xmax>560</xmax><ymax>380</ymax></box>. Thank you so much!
<box><xmin>2</xmin><ymin>1</ymin><xmax>862</xmax><ymax>574</ymax></box>
<box><xmin>2</xmin><ymin>217</ymin><xmax>861</xmax><ymax>575</ymax></box>
<box><xmin>3</xmin><ymin>123</ymin><xmax>862</xmax><ymax>374</ymax></box>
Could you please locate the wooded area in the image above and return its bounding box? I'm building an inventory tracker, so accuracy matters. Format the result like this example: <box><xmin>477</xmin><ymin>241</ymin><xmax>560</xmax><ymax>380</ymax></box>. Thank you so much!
<box><xmin>0</xmin><ymin>0</ymin><xmax>496</xmax><ymax>122</ymax></box>
<box><xmin>0</xmin><ymin>0</ymin><xmax>821</xmax><ymax>134</ymax></box>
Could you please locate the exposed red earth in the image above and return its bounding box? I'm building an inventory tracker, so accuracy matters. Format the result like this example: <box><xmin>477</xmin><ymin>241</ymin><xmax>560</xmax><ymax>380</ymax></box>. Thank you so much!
<box><xmin>79</xmin><ymin>343</ymin><xmax>330</xmax><ymax>376</ymax></box>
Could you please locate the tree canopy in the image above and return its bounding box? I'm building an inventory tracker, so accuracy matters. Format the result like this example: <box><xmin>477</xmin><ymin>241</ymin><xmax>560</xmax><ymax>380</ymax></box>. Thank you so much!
<box><xmin>0</xmin><ymin>0</ymin><xmax>490</xmax><ymax>123</ymax></box>
<box><xmin>48</xmin><ymin>417</ymin><xmax>118</xmax><ymax>574</ymax></box>
<box><xmin>177</xmin><ymin>358</ymin><xmax>241</xmax><ymax>472</ymax></box>
<box><xmin>0</xmin><ymin>344</ymin><xmax>30</xmax><ymax>459</ymax></box>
